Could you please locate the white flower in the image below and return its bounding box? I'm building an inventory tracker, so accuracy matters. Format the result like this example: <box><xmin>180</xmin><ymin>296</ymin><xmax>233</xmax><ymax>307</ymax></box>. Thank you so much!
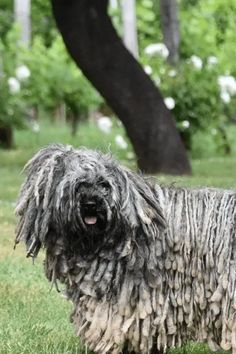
<box><xmin>218</xmin><ymin>74</ymin><xmax>236</xmax><ymax>104</ymax></box>
<box><xmin>126</xmin><ymin>151</ymin><xmax>135</xmax><ymax>160</ymax></box>
<box><xmin>154</xmin><ymin>76</ymin><xmax>161</xmax><ymax>86</ymax></box>
<box><xmin>207</xmin><ymin>56</ymin><xmax>218</xmax><ymax>66</ymax></box>
<box><xmin>115</xmin><ymin>135</ymin><xmax>128</xmax><ymax>149</ymax></box>
<box><xmin>218</xmin><ymin>75</ymin><xmax>236</xmax><ymax>96</ymax></box>
<box><xmin>168</xmin><ymin>69</ymin><xmax>177</xmax><ymax>77</ymax></box>
<box><xmin>144</xmin><ymin>65</ymin><xmax>152</xmax><ymax>75</ymax></box>
<box><xmin>8</xmin><ymin>77</ymin><xmax>21</xmax><ymax>94</ymax></box>
<box><xmin>16</xmin><ymin>65</ymin><xmax>31</xmax><ymax>81</ymax></box>
<box><xmin>144</xmin><ymin>43</ymin><xmax>169</xmax><ymax>59</ymax></box>
<box><xmin>182</xmin><ymin>120</ymin><xmax>190</xmax><ymax>129</ymax></box>
<box><xmin>189</xmin><ymin>55</ymin><xmax>203</xmax><ymax>70</ymax></box>
<box><xmin>97</xmin><ymin>116</ymin><xmax>113</xmax><ymax>134</ymax></box>
<box><xmin>110</xmin><ymin>0</ymin><xmax>118</xmax><ymax>8</ymax></box>
<box><xmin>220</xmin><ymin>91</ymin><xmax>231</xmax><ymax>104</ymax></box>
<box><xmin>164</xmin><ymin>97</ymin><xmax>175</xmax><ymax>110</ymax></box>
<box><xmin>31</xmin><ymin>121</ymin><xmax>40</xmax><ymax>133</ymax></box>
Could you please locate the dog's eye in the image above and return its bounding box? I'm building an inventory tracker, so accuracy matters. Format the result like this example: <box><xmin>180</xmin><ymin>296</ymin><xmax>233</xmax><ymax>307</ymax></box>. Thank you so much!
<box><xmin>99</xmin><ymin>182</ymin><xmax>110</xmax><ymax>190</ymax></box>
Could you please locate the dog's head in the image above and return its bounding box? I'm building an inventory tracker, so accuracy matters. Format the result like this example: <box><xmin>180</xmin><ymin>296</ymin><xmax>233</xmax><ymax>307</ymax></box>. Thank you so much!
<box><xmin>15</xmin><ymin>144</ymin><xmax>165</xmax><ymax>259</ymax></box>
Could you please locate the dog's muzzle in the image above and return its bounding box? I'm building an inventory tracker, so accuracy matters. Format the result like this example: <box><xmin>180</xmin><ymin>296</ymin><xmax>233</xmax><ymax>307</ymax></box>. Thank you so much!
<box><xmin>80</xmin><ymin>197</ymin><xmax>108</xmax><ymax>231</ymax></box>
<box><xmin>81</xmin><ymin>201</ymin><xmax>99</xmax><ymax>226</ymax></box>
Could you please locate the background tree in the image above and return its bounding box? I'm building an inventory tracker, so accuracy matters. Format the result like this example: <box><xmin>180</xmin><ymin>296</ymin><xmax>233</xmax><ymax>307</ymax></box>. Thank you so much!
<box><xmin>121</xmin><ymin>0</ymin><xmax>139</xmax><ymax>58</ymax></box>
<box><xmin>50</xmin><ymin>0</ymin><xmax>191</xmax><ymax>175</ymax></box>
<box><xmin>159</xmin><ymin>0</ymin><xmax>180</xmax><ymax>64</ymax></box>
<box><xmin>0</xmin><ymin>0</ymin><xmax>235</xmax><ymax>161</ymax></box>
<box><xmin>14</xmin><ymin>0</ymin><xmax>31</xmax><ymax>46</ymax></box>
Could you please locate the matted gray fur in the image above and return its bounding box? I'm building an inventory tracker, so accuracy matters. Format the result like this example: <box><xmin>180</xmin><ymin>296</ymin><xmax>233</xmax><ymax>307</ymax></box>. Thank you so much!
<box><xmin>15</xmin><ymin>144</ymin><xmax>236</xmax><ymax>354</ymax></box>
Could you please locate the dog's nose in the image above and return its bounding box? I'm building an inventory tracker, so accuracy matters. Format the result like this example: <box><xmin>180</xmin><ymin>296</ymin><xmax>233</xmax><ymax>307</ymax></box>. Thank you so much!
<box><xmin>85</xmin><ymin>201</ymin><xmax>96</xmax><ymax>205</ymax></box>
<box><xmin>83</xmin><ymin>200</ymin><xmax>96</xmax><ymax>206</ymax></box>
<box><xmin>82</xmin><ymin>200</ymin><xmax>97</xmax><ymax>211</ymax></box>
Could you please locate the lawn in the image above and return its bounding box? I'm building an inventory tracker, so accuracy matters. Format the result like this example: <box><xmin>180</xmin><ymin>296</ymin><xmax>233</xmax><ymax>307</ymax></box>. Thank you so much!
<box><xmin>0</xmin><ymin>119</ymin><xmax>235</xmax><ymax>354</ymax></box>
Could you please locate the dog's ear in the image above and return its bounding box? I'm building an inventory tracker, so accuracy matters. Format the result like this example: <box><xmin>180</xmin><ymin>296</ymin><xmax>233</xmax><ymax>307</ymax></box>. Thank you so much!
<box><xmin>15</xmin><ymin>144</ymin><xmax>69</xmax><ymax>257</ymax></box>
<box><xmin>114</xmin><ymin>166</ymin><xmax>166</xmax><ymax>230</ymax></box>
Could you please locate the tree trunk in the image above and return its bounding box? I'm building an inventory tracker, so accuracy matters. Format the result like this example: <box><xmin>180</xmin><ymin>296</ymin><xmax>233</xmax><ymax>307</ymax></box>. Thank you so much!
<box><xmin>14</xmin><ymin>0</ymin><xmax>31</xmax><ymax>47</ymax></box>
<box><xmin>50</xmin><ymin>0</ymin><xmax>191</xmax><ymax>175</ymax></box>
<box><xmin>121</xmin><ymin>0</ymin><xmax>139</xmax><ymax>58</ymax></box>
<box><xmin>0</xmin><ymin>126</ymin><xmax>13</xmax><ymax>149</ymax></box>
<box><xmin>159</xmin><ymin>0</ymin><xmax>180</xmax><ymax>64</ymax></box>
<box><xmin>109</xmin><ymin>0</ymin><xmax>118</xmax><ymax>10</ymax></box>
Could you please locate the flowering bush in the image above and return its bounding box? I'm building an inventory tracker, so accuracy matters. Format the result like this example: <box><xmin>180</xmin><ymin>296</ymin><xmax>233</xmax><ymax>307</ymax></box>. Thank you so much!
<box><xmin>0</xmin><ymin>27</ymin><xmax>103</xmax><ymax>148</ymax></box>
<box><xmin>115</xmin><ymin>134</ymin><xmax>128</xmax><ymax>150</ymax></box>
<box><xmin>1</xmin><ymin>0</ymin><xmax>236</xmax><ymax>157</ymax></box>
<box><xmin>0</xmin><ymin>31</ymin><xmax>30</xmax><ymax>147</ymax></box>
<box><xmin>136</xmin><ymin>0</ymin><xmax>236</xmax><ymax>156</ymax></box>
<box><xmin>144</xmin><ymin>43</ymin><xmax>169</xmax><ymax>58</ymax></box>
<box><xmin>218</xmin><ymin>75</ymin><xmax>236</xmax><ymax>103</ymax></box>
<box><xmin>97</xmin><ymin>116</ymin><xmax>113</xmax><ymax>134</ymax></box>
<box><xmin>142</xmin><ymin>46</ymin><xmax>236</xmax><ymax>154</ymax></box>
<box><xmin>0</xmin><ymin>73</ymin><xmax>27</xmax><ymax>129</ymax></box>
<box><xmin>22</xmin><ymin>36</ymin><xmax>102</xmax><ymax>119</ymax></box>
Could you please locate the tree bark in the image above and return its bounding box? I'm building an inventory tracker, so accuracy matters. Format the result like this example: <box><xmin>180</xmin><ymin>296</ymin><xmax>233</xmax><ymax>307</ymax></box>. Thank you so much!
<box><xmin>14</xmin><ymin>0</ymin><xmax>31</xmax><ymax>46</ymax></box>
<box><xmin>121</xmin><ymin>0</ymin><xmax>139</xmax><ymax>58</ymax></box>
<box><xmin>50</xmin><ymin>0</ymin><xmax>191</xmax><ymax>175</ymax></box>
<box><xmin>159</xmin><ymin>0</ymin><xmax>180</xmax><ymax>64</ymax></box>
<box><xmin>0</xmin><ymin>126</ymin><xmax>13</xmax><ymax>149</ymax></box>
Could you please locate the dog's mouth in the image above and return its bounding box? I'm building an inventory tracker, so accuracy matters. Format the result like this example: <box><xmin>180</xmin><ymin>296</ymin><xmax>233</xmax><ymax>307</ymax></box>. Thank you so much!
<box><xmin>80</xmin><ymin>201</ymin><xmax>106</xmax><ymax>229</ymax></box>
<box><xmin>84</xmin><ymin>215</ymin><xmax>97</xmax><ymax>225</ymax></box>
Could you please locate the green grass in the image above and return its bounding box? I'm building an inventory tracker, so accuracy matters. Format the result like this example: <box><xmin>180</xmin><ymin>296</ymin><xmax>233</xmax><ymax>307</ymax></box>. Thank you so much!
<box><xmin>0</xmin><ymin>120</ymin><xmax>235</xmax><ymax>354</ymax></box>
<box><xmin>158</xmin><ymin>156</ymin><xmax>236</xmax><ymax>189</ymax></box>
<box><xmin>0</xmin><ymin>258</ymin><xmax>84</xmax><ymax>354</ymax></box>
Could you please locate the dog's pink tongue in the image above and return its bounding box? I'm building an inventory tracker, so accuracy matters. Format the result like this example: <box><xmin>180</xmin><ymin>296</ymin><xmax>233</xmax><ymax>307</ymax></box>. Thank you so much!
<box><xmin>84</xmin><ymin>216</ymin><xmax>97</xmax><ymax>225</ymax></box>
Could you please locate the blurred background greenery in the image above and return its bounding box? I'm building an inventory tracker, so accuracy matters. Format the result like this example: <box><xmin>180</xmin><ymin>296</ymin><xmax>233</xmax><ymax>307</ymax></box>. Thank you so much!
<box><xmin>0</xmin><ymin>0</ymin><xmax>236</xmax><ymax>158</ymax></box>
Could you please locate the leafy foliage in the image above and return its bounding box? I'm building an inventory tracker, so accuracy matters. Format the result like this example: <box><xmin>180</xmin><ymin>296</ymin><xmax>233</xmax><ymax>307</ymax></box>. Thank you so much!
<box><xmin>0</xmin><ymin>0</ymin><xmax>55</xmax><ymax>45</ymax></box>
<box><xmin>0</xmin><ymin>28</ymin><xmax>28</xmax><ymax>133</ymax></box>
<box><xmin>141</xmin><ymin>54</ymin><xmax>236</xmax><ymax>155</ymax></box>
<box><xmin>31</xmin><ymin>0</ymin><xmax>56</xmax><ymax>46</ymax></box>
<box><xmin>0</xmin><ymin>27</ymin><xmax>102</xmax><ymax>142</ymax></box>
<box><xmin>137</xmin><ymin>0</ymin><xmax>160</xmax><ymax>46</ymax></box>
<box><xmin>1</xmin><ymin>0</ymin><xmax>236</xmax><ymax>156</ymax></box>
<box><xmin>22</xmin><ymin>36</ymin><xmax>102</xmax><ymax>114</ymax></box>
<box><xmin>139</xmin><ymin>0</ymin><xmax>236</xmax><ymax>155</ymax></box>
<box><xmin>0</xmin><ymin>0</ymin><xmax>13</xmax><ymax>41</ymax></box>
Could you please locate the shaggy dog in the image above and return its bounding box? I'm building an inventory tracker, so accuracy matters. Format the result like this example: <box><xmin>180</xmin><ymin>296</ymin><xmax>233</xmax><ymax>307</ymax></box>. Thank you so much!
<box><xmin>15</xmin><ymin>144</ymin><xmax>236</xmax><ymax>354</ymax></box>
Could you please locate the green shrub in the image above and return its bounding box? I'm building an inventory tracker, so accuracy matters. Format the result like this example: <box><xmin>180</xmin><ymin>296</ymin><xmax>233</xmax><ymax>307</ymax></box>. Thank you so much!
<box><xmin>0</xmin><ymin>74</ymin><xmax>27</xmax><ymax>130</ymax></box>
<box><xmin>141</xmin><ymin>52</ymin><xmax>236</xmax><ymax>155</ymax></box>
<box><xmin>0</xmin><ymin>26</ymin><xmax>103</xmax><ymax>149</ymax></box>
<box><xmin>2</xmin><ymin>1</ymin><xmax>236</xmax><ymax>157</ymax></box>
<box><xmin>22</xmin><ymin>35</ymin><xmax>102</xmax><ymax>118</ymax></box>
<box><xmin>0</xmin><ymin>28</ymin><xmax>29</xmax><ymax>146</ymax></box>
<box><xmin>138</xmin><ymin>0</ymin><xmax>236</xmax><ymax>156</ymax></box>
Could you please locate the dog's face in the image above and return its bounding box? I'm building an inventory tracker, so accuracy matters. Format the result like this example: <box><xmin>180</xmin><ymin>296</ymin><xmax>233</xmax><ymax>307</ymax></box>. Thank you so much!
<box><xmin>79</xmin><ymin>176</ymin><xmax>115</xmax><ymax>229</ymax></box>
<box><xmin>79</xmin><ymin>180</ymin><xmax>110</xmax><ymax>230</ymax></box>
<box><xmin>53</xmin><ymin>171</ymin><xmax>119</xmax><ymax>255</ymax></box>
<box><xmin>15</xmin><ymin>144</ymin><xmax>165</xmax><ymax>260</ymax></box>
